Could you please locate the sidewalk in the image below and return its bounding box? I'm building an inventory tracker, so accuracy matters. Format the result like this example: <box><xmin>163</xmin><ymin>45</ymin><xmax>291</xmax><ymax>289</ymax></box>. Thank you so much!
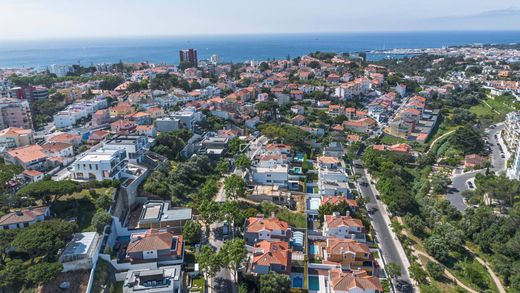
<box><xmin>364</xmin><ymin>170</ymin><xmax>414</xmax><ymax>288</ymax></box>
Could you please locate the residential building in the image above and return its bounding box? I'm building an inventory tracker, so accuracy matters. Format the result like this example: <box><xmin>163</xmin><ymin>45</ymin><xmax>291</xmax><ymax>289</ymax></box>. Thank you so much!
<box><xmin>323</xmin><ymin>238</ymin><xmax>373</xmax><ymax>272</ymax></box>
<box><xmin>111</xmin><ymin>119</ymin><xmax>137</xmax><ymax>135</ymax></box>
<box><xmin>244</xmin><ymin>215</ymin><xmax>291</xmax><ymax>245</ymax></box>
<box><xmin>171</xmin><ymin>108</ymin><xmax>204</xmax><ymax>130</ymax></box>
<box><xmin>0</xmin><ymin>127</ymin><xmax>34</xmax><ymax>149</ymax></box>
<box><xmin>252</xmin><ymin>240</ymin><xmax>291</xmax><ymax>275</ymax></box>
<box><xmin>179</xmin><ymin>49</ymin><xmax>198</xmax><ymax>67</ymax></box>
<box><xmin>323</xmin><ymin>142</ymin><xmax>344</xmax><ymax>158</ymax></box>
<box><xmin>0</xmin><ymin>98</ymin><xmax>33</xmax><ymax>130</ymax></box>
<box><xmin>253</xmin><ymin>164</ymin><xmax>289</xmax><ymax>187</ymax></box>
<box><xmin>123</xmin><ymin>266</ymin><xmax>183</xmax><ymax>293</ymax></box>
<box><xmin>323</xmin><ymin>213</ymin><xmax>366</xmax><ymax>242</ymax></box>
<box><xmin>326</xmin><ymin>269</ymin><xmax>383</xmax><ymax>293</ymax></box>
<box><xmin>71</xmin><ymin>148</ymin><xmax>127</xmax><ymax>181</ymax></box>
<box><xmin>126</xmin><ymin>229</ymin><xmax>184</xmax><ymax>265</ymax></box>
<box><xmin>155</xmin><ymin>117</ymin><xmax>181</xmax><ymax>132</ymax></box>
<box><xmin>60</xmin><ymin>232</ymin><xmax>100</xmax><ymax>272</ymax></box>
<box><xmin>41</xmin><ymin>142</ymin><xmax>74</xmax><ymax>158</ymax></box>
<box><xmin>0</xmin><ymin>206</ymin><xmax>50</xmax><ymax>230</ymax></box>
<box><xmin>3</xmin><ymin>144</ymin><xmax>49</xmax><ymax>170</ymax></box>
<box><xmin>22</xmin><ymin>169</ymin><xmax>45</xmax><ymax>182</ymax></box>
<box><xmin>47</xmin><ymin>133</ymin><xmax>83</xmax><ymax>147</ymax></box>
<box><xmin>137</xmin><ymin>201</ymin><xmax>192</xmax><ymax>233</ymax></box>
<box><xmin>104</xmin><ymin>135</ymin><xmax>149</xmax><ymax>164</ymax></box>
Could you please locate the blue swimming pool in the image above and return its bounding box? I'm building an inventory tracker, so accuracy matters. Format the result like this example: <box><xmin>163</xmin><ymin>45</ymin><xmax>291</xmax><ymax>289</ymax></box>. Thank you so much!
<box><xmin>308</xmin><ymin>276</ymin><xmax>320</xmax><ymax>291</ymax></box>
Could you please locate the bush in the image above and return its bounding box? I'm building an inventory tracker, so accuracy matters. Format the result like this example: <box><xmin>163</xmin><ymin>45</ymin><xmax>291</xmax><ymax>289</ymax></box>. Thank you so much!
<box><xmin>426</xmin><ymin>261</ymin><xmax>444</xmax><ymax>280</ymax></box>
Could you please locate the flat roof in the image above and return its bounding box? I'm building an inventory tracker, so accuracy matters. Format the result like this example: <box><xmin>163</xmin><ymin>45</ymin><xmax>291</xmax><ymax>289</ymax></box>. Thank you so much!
<box><xmin>61</xmin><ymin>232</ymin><xmax>98</xmax><ymax>257</ymax></box>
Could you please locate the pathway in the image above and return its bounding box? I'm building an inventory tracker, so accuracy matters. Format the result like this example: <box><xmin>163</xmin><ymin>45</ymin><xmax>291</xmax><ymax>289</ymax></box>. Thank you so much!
<box><xmin>425</xmin><ymin>129</ymin><xmax>456</xmax><ymax>154</ymax></box>
<box><xmin>464</xmin><ymin>246</ymin><xmax>506</xmax><ymax>293</ymax></box>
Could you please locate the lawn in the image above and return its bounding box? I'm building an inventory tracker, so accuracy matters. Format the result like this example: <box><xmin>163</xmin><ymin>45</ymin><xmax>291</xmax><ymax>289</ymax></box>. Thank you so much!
<box><xmin>445</xmin><ymin>250</ymin><xmax>499</xmax><ymax>293</ymax></box>
<box><xmin>190</xmin><ymin>275</ymin><xmax>204</xmax><ymax>293</ymax></box>
<box><xmin>276</xmin><ymin>207</ymin><xmax>307</xmax><ymax>229</ymax></box>
<box><xmin>470</xmin><ymin>94</ymin><xmax>520</xmax><ymax>123</ymax></box>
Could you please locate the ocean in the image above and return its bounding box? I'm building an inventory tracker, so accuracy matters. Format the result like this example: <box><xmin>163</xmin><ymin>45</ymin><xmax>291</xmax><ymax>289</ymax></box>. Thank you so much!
<box><xmin>0</xmin><ymin>31</ymin><xmax>519</xmax><ymax>69</ymax></box>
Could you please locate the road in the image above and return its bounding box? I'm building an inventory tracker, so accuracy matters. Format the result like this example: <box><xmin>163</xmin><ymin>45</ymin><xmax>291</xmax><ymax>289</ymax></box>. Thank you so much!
<box><xmin>446</xmin><ymin>124</ymin><xmax>508</xmax><ymax>212</ymax></box>
<box><xmin>353</xmin><ymin>160</ymin><xmax>414</xmax><ymax>293</ymax></box>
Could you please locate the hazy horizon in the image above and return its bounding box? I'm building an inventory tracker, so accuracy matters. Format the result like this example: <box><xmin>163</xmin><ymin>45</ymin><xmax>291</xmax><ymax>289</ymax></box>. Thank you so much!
<box><xmin>1</xmin><ymin>0</ymin><xmax>519</xmax><ymax>40</ymax></box>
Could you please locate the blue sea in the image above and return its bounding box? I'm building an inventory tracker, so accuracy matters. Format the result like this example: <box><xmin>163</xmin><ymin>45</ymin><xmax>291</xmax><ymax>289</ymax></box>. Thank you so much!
<box><xmin>0</xmin><ymin>31</ymin><xmax>519</xmax><ymax>69</ymax></box>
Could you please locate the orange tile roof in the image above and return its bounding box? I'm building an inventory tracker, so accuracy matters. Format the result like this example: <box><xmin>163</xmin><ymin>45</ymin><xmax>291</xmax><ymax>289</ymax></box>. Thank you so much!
<box><xmin>252</xmin><ymin>240</ymin><xmax>291</xmax><ymax>267</ymax></box>
<box><xmin>41</xmin><ymin>142</ymin><xmax>72</xmax><ymax>153</ymax></box>
<box><xmin>23</xmin><ymin>170</ymin><xmax>43</xmax><ymax>177</ymax></box>
<box><xmin>48</xmin><ymin>133</ymin><xmax>81</xmax><ymax>143</ymax></box>
<box><xmin>247</xmin><ymin>216</ymin><xmax>289</xmax><ymax>233</ymax></box>
<box><xmin>127</xmin><ymin>229</ymin><xmax>183</xmax><ymax>255</ymax></box>
<box><xmin>0</xmin><ymin>206</ymin><xmax>48</xmax><ymax>226</ymax></box>
<box><xmin>325</xmin><ymin>214</ymin><xmax>364</xmax><ymax>229</ymax></box>
<box><xmin>326</xmin><ymin>238</ymin><xmax>370</xmax><ymax>255</ymax></box>
<box><xmin>388</xmin><ymin>143</ymin><xmax>412</xmax><ymax>153</ymax></box>
<box><xmin>318</xmin><ymin>156</ymin><xmax>341</xmax><ymax>165</ymax></box>
<box><xmin>6</xmin><ymin>145</ymin><xmax>47</xmax><ymax>164</ymax></box>
<box><xmin>0</xmin><ymin>127</ymin><xmax>33</xmax><ymax>136</ymax></box>
<box><xmin>330</xmin><ymin>269</ymin><xmax>382</xmax><ymax>291</ymax></box>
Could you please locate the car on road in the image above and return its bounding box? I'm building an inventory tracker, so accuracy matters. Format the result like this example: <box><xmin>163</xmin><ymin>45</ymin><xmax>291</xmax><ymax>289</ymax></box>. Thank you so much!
<box><xmin>501</xmin><ymin>154</ymin><xmax>505</xmax><ymax>158</ymax></box>
<box><xmin>467</xmin><ymin>181</ymin><xmax>474</xmax><ymax>189</ymax></box>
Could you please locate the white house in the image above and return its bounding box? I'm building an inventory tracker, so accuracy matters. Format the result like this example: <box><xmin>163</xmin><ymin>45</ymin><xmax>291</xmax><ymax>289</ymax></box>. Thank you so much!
<box><xmin>253</xmin><ymin>164</ymin><xmax>288</xmax><ymax>187</ymax></box>
<box><xmin>0</xmin><ymin>206</ymin><xmax>50</xmax><ymax>230</ymax></box>
<box><xmin>71</xmin><ymin>148</ymin><xmax>127</xmax><ymax>181</ymax></box>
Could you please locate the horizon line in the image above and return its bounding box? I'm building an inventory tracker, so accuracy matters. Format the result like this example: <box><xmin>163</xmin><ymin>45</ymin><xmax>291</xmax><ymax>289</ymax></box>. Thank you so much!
<box><xmin>2</xmin><ymin>29</ymin><xmax>520</xmax><ymax>42</ymax></box>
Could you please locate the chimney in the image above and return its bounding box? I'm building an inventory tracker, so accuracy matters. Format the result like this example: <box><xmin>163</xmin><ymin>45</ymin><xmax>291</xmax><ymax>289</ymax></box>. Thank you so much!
<box><xmin>332</xmin><ymin>212</ymin><xmax>340</xmax><ymax>218</ymax></box>
<box><xmin>271</xmin><ymin>212</ymin><xmax>276</xmax><ymax>219</ymax></box>
<box><xmin>345</xmin><ymin>210</ymin><xmax>350</xmax><ymax>217</ymax></box>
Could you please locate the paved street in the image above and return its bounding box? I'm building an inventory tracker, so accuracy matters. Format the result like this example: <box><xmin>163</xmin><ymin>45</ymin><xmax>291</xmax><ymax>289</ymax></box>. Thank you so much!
<box><xmin>354</xmin><ymin>160</ymin><xmax>414</xmax><ymax>293</ymax></box>
<box><xmin>208</xmin><ymin>221</ymin><xmax>234</xmax><ymax>293</ymax></box>
<box><xmin>446</xmin><ymin>124</ymin><xmax>507</xmax><ymax>212</ymax></box>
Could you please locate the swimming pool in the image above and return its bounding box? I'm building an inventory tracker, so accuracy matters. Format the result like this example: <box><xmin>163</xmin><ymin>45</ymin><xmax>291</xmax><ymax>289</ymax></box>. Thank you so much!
<box><xmin>308</xmin><ymin>276</ymin><xmax>320</xmax><ymax>291</ymax></box>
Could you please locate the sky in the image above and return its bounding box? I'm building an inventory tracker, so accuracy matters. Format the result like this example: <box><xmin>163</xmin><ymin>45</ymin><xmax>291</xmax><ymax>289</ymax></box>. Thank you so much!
<box><xmin>0</xmin><ymin>0</ymin><xmax>519</xmax><ymax>40</ymax></box>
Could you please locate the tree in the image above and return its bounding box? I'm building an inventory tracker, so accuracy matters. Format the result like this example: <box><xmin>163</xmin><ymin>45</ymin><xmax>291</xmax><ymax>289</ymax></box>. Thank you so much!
<box><xmin>182</xmin><ymin>220</ymin><xmax>202</xmax><ymax>245</ymax></box>
<box><xmin>12</xmin><ymin>220</ymin><xmax>75</xmax><ymax>263</ymax></box>
<box><xmin>426</xmin><ymin>261</ymin><xmax>444</xmax><ymax>281</ymax></box>
<box><xmin>224</xmin><ymin>174</ymin><xmax>247</xmax><ymax>200</ymax></box>
<box><xmin>91</xmin><ymin>210</ymin><xmax>112</xmax><ymax>233</ymax></box>
<box><xmin>431</xmin><ymin>173</ymin><xmax>451</xmax><ymax>194</ymax></box>
<box><xmin>235</xmin><ymin>154</ymin><xmax>252</xmax><ymax>170</ymax></box>
<box><xmin>152</xmin><ymin>132</ymin><xmax>186</xmax><ymax>160</ymax></box>
<box><xmin>228</xmin><ymin>137</ymin><xmax>242</xmax><ymax>155</ymax></box>
<box><xmin>424</xmin><ymin>235</ymin><xmax>450</xmax><ymax>263</ymax></box>
<box><xmin>94</xmin><ymin>195</ymin><xmax>112</xmax><ymax>210</ymax></box>
<box><xmin>216</xmin><ymin>159</ymin><xmax>229</xmax><ymax>175</ymax></box>
<box><xmin>386</xmin><ymin>263</ymin><xmax>401</xmax><ymax>280</ymax></box>
<box><xmin>17</xmin><ymin>179</ymin><xmax>81</xmax><ymax>203</ymax></box>
<box><xmin>0</xmin><ymin>259</ymin><xmax>26</xmax><ymax>290</ymax></box>
<box><xmin>449</xmin><ymin>125</ymin><xmax>484</xmax><ymax>155</ymax></box>
<box><xmin>409</xmin><ymin>263</ymin><xmax>428</xmax><ymax>284</ymax></box>
<box><xmin>196</xmin><ymin>245</ymin><xmax>222</xmax><ymax>279</ymax></box>
<box><xmin>26</xmin><ymin>262</ymin><xmax>63</xmax><ymax>285</ymax></box>
<box><xmin>0</xmin><ymin>230</ymin><xmax>16</xmax><ymax>265</ymax></box>
<box><xmin>198</xmin><ymin>200</ymin><xmax>222</xmax><ymax>236</ymax></box>
<box><xmin>220</xmin><ymin>238</ymin><xmax>247</xmax><ymax>284</ymax></box>
<box><xmin>260</xmin><ymin>272</ymin><xmax>291</xmax><ymax>293</ymax></box>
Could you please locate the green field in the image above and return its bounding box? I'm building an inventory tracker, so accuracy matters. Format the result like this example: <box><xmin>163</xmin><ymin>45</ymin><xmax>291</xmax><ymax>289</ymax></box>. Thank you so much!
<box><xmin>470</xmin><ymin>94</ymin><xmax>520</xmax><ymax>122</ymax></box>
